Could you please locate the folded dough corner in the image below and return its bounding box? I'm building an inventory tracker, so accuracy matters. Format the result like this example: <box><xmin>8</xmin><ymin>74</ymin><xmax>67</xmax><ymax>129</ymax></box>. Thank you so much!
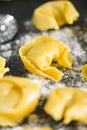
<box><xmin>0</xmin><ymin>56</ymin><xmax>9</xmax><ymax>78</ymax></box>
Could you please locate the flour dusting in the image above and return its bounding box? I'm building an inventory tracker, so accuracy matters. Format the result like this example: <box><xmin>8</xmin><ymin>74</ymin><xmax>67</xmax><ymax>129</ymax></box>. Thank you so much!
<box><xmin>0</xmin><ymin>20</ymin><xmax>87</xmax><ymax>130</ymax></box>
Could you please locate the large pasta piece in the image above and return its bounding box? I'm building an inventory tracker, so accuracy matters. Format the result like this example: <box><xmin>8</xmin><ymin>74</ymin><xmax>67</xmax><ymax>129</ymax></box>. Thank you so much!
<box><xmin>0</xmin><ymin>76</ymin><xmax>40</xmax><ymax>126</ymax></box>
<box><xmin>0</xmin><ymin>56</ymin><xmax>9</xmax><ymax>78</ymax></box>
<box><xmin>19</xmin><ymin>36</ymin><xmax>72</xmax><ymax>81</ymax></box>
<box><xmin>82</xmin><ymin>64</ymin><xmax>87</xmax><ymax>79</ymax></box>
<box><xmin>44</xmin><ymin>87</ymin><xmax>87</xmax><ymax>124</ymax></box>
<box><xmin>33</xmin><ymin>0</ymin><xmax>79</xmax><ymax>30</ymax></box>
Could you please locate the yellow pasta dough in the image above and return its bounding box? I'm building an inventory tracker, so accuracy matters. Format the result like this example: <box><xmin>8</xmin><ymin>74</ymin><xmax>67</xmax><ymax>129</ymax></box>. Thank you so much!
<box><xmin>0</xmin><ymin>56</ymin><xmax>9</xmax><ymax>78</ymax></box>
<box><xmin>33</xmin><ymin>0</ymin><xmax>79</xmax><ymax>30</ymax></box>
<box><xmin>0</xmin><ymin>76</ymin><xmax>40</xmax><ymax>126</ymax></box>
<box><xmin>19</xmin><ymin>36</ymin><xmax>72</xmax><ymax>81</ymax></box>
<box><xmin>44</xmin><ymin>87</ymin><xmax>87</xmax><ymax>124</ymax></box>
<box><xmin>82</xmin><ymin>64</ymin><xmax>87</xmax><ymax>79</ymax></box>
<box><xmin>24</xmin><ymin>127</ymin><xmax>52</xmax><ymax>130</ymax></box>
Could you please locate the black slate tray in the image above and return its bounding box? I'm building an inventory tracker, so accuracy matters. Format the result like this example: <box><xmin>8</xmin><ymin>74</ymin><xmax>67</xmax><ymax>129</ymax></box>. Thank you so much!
<box><xmin>0</xmin><ymin>1</ymin><xmax>87</xmax><ymax>130</ymax></box>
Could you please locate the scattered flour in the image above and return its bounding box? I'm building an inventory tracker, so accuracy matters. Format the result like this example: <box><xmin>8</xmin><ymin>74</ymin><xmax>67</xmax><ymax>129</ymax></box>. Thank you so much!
<box><xmin>0</xmin><ymin>20</ymin><xmax>87</xmax><ymax>130</ymax></box>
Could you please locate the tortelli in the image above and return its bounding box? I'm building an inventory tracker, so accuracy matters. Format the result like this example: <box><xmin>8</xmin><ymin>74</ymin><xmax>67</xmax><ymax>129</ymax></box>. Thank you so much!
<box><xmin>33</xmin><ymin>0</ymin><xmax>79</xmax><ymax>30</ymax></box>
<box><xmin>44</xmin><ymin>87</ymin><xmax>87</xmax><ymax>124</ymax></box>
<box><xmin>0</xmin><ymin>56</ymin><xmax>9</xmax><ymax>78</ymax></box>
<box><xmin>82</xmin><ymin>64</ymin><xmax>87</xmax><ymax>79</ymax></box>
<box><xmin>24</xmin><ymin>127</ymin><xmax>52</xmax><ymax>130</ymax></box>
<box><xmin>0</xmin><ymin>76</ymin><xmax>40</xmax><ymax>126</ymax></box>
<box><xmin>19</xmin><ymin>36</ymin><xmax>72</xmax><ymax>81</ymax></box>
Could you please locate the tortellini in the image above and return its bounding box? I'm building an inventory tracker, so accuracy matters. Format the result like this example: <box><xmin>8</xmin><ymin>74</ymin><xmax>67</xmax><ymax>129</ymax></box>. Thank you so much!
<box><xmin>82</xmin><ymin>64</ymin><xmax>87</xmax><ymax>79</ymax></box>
<box><xmin>24</xmin><ymin>127</ymin><xmax>52</xmax><ymax>130</ymax></box>
<box><xmin>19</xmin><ymin>36</ymin><xmax>72</xmax><ymax>81</ymax></box>
<box><xmin>33</xmin><ymin>0</ymin><xmax>79</xmax><ymax>30</ymax></box>
<box><xmin>0</xmin><ymin>76</ymin><xmax>40</xmax><ymax>126</ymax></box>
<box><xmin>0</xmin><ymin>56</ymin><xmax>9</xmax><ymax>78</ymax></box>
<box><xmin>44</xmin><ymin>87</ymin><xmax>87</xmax><ymax>124</ymax></box>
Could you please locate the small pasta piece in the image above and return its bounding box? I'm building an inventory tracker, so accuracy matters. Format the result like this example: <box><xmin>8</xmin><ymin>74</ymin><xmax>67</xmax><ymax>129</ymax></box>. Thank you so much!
<box><xmin>33</xmin><ymin>0</ymin><xmax>79</xmax><ymax>30</ymax></box>
<box><xmin>0</xmin><ymin>76</ymin><xmax>40</xmax><ymax>126</ymax></box>
<box><xmin>44</xmin><ymin>87</ymin><xmax>87</xmax><ymax>124</ymax></box>
<box><xmin>19</xmin><ymin>36</ymin><xmax>72</xmax><ymax>81</ymax></box>
<box><xmin>82</xmin><ymin>64</ymin><xmax>87</xmax><ymax>79</ymax></box>
<box><xmin>0</xmin><ymin>56</ymin><xmax>9</xmax><ymax>78</ymax></box>
<box><xmin>24</xmin><ymin>127</ymin><xmax>52</xmax><ymax>130</ymax></box>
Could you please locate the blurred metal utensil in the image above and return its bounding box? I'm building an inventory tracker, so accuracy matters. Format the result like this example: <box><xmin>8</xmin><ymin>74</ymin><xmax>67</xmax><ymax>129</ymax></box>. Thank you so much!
<box><xmin>0</xmin><ymin>14</ymin><xmax>18</xmax><ymax>44</ymax></box>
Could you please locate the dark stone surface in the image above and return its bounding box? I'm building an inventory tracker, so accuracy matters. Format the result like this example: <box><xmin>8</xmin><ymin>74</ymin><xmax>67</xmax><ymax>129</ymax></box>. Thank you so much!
<box><xmin>0</xmin><ymin>0</ymin><xmax>87</xmax><ymax>33</ymax></box>
<box><xmin>0</xmin><ymin>1</ymin><xmax>87</xmax><ymax>130</ymax></box>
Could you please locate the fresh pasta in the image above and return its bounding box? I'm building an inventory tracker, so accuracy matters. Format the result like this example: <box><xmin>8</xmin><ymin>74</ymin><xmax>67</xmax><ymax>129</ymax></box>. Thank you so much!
<box><xmin>44</xmin><ymin>87</ymin><xmax>87</xmax><ymax>124</ymax></box>
<box><xmin>24</xmin><ymin>127</ymin><xmax>52</xmax><ymax>130</ymax></box>
<box><xmin>0</xmin><ymin>56</ymin><xmax>9</xmax><ymax>78</ymax></box>
<box><xmin>19</xmin><ymin>36</ymin><xmax>72</xmax><ymax>81</ymax></box>
<box><xmin>0</xmin><ymin>76</ymin><xmax>40</xmax><ymax>126</ymax></box>
<box><xmin>82</xmin><ymin>64</ymin><xmax>87</xmax><ymax>79</ymax></box>
<box><xmin>33</xmin><ymin>0</ymin><xmax>79</xmax><ymax>30</ymax></box>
